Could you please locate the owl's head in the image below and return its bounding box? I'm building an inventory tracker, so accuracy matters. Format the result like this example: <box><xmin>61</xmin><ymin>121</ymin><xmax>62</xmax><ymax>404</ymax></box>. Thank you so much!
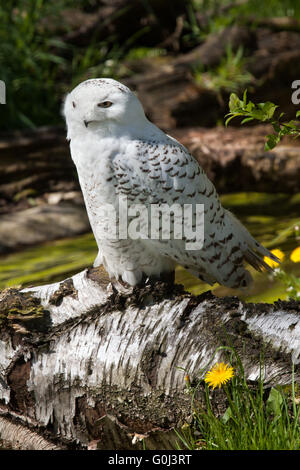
<box><xmin>63</xmin><ymin>78</ymin><xmax>146</xmax><ymax>138</ymax></box>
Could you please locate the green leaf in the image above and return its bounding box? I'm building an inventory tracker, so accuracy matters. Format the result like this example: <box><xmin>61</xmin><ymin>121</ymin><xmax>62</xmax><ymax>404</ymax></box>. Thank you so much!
<box><xmin>251</xmin><ymin>109</ymin><xmax>267</xmax><ymax>121</ymax></box>
<box><xmin>221</xmin><ymin>406</ymin><xmax>233</xmax><ymax>424</ymax></box>
<box><xmin>266</xmin><ymin>387</ymin><xmax>283</xmax><ymax>418</ymax></box>
<box><xmin>265</xmin><ymin>134</ymin><xmax>280</xmax><ymax>151</ymax></box>
<box><xmin>272</xmin><ymin>122</ymin><xmax>281</xmax><ymax>133</ymax></box>
<box><xmin>229</xmin><ymin>93</ymin><xmax>242</xmax><ymax>112</ymax></box>
<box><xmin>283</xmin><ymin>120</ymin><xmax>297</xmax><ymax>129</ymax></box>
<box><xmin>241</xmin><ymin>117</ymin><xmax>254</xmax><ymax>124</ymax></box>
<box><xmin>254</xmin><ymin>102</ymin><xmax>278</xmax><ymax>121</ymax></box>
<box><xmin>296</xmin><ymin>110</ymin><xmax>300</xmax><ymax>118</ymax></box>
<box><xmin>263</xmin><ymin>102</ymin><xmax>278</xmax><ymax>120</ymax></box>
<box><xmin>246</xmin><ymin>101</ymin><xmax>254</xmax><ymax>112</ymax></box>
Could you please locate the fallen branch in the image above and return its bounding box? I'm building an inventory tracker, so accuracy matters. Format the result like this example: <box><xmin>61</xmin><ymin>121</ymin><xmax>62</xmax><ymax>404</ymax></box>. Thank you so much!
<box><xmin>0</xmin><ymin>268</ymin><xmax>299</xmax><ymax>449</ymax></box>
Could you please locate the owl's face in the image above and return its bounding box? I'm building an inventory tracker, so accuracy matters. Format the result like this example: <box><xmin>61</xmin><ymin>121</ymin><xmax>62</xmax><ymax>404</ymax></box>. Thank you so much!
<box><xmin>63</xmin><ymin>78</ymin><xmax>145</xmax><ymax>135</ymax></box>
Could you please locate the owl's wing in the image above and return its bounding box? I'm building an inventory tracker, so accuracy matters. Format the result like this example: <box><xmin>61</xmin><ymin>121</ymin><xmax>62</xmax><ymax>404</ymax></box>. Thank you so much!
<box><xmin>112</xmin><ymin>135</ymin><xmax>279</xmax><ymax>288</ymax></box>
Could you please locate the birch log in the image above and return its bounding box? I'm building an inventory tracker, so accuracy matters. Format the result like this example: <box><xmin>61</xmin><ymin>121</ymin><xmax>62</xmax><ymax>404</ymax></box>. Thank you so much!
<box><xmin>0</xmin><ymin>267</ymin><xmax>299</xmax><ymax>450</ymax></box>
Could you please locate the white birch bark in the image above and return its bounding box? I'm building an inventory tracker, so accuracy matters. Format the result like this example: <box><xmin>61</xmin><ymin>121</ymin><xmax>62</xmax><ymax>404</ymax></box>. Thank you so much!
<box><xmin>0</xmin><ymin>268</ymin><xmax>299</xmax><ymax>449</ymax></box>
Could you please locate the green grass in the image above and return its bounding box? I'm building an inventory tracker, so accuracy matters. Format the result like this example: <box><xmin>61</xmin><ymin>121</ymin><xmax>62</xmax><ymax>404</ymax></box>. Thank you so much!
<box><xmin>1</xmin><ymin>0</ymin><xmax>299</xmax><ymax>130</ymax></box>
<box><xmin>0</xmin><ymin>0</ymin><xmax>70</xmax><ymax>129</ymax></box>
<box><xmin>194</xmin><ymin>45</ymin><xmax>254</xmax><ymax>93</ymax></box>
<box><xmin>176</xmin><ymin>348</ymin><xmax>300</xmax><ymax>450</ymax></box>
<box><xmin>2</xmin><ymin>0</ymin><xmax>300</xmax><ymax>131</ymax></box>
<box><xmin>0</xmin><ymin>0</ymin><xmax>149</xmax><ymax>130</ymax></box>
<box><xmin>182</xmin><ymin>0</ymin><xmax>300</xmax><ymax>50</ymax></box>
<box><xmin>187</xmin><ymin>0</ymin><xmax>300</xmax><ymax>36</ymax></box>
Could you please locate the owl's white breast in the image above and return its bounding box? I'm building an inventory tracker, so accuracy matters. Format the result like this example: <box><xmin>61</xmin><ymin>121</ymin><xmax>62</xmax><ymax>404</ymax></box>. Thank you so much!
<box><xmin>70</xmin><ymin>135</ymin><xmax>119</xmax><ymax>203</ymax></box>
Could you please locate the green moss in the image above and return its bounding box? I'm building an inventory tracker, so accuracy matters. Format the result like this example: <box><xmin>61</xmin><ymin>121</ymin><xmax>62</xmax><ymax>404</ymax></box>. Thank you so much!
<box><xmin>0</xmin><ymin>233</ymin><xmax>97</xmax><ymax>289</ymax></box>
<box><xmin>0</xmin><ymin>287</ymin><xmax>48</xmax><ymax>331</ymax></box>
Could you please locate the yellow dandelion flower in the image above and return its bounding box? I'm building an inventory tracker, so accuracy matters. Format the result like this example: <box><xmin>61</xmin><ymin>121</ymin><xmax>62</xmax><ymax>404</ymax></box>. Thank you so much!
<box><xmin>204</xmin><ymin>362</ymin><xmax>234</xmax><ymax>389</ymax></box>
<box><xmin>290</xmin><ymin>247</ymin><xmax>300</xmax><ymax>263</ymax></box>
<box><xmin>184</xmin><ymin>374</ymin><xmax>191</xmax><ymax>386</ymax></box>
<box><xmin>263</xmin><ymin>248</ymin><xmax>285</xmax><ymax>269</ymax></box>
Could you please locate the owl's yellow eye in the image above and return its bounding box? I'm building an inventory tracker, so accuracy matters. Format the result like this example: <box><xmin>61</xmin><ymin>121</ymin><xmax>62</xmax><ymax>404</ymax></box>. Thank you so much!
<box><xmin>97</xmin><ymin>101</ymin><xmax>113</xmax><ymax>108</ymax></box>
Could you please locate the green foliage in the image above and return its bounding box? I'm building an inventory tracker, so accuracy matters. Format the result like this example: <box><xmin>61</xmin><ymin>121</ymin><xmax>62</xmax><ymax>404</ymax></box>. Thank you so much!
<box><xmin>224</xmin><ymin>95</ymin><xmax>300</xmax><ymax>301</ymax></box>
<box><xmin>225</xmin><ymin>91</ymin><xmax>300</xmax><ymax>150</ymax></box>
<box><xmin>183</xmin><ymin>0</ymin><xmax>300</xmax><ymax>47</ymax></box>
<box><xmin>176</xmin><ymin>347</ymin><xmax>300</xmax><ymax>450</ymax></box>
<box><xmin>125</xmin><ymin>47</ymin><xmax>167</xmax><ymax>61</ymax></box>
<box><xmin>1</xmin><ymin>0</ymin><xmax>299</xmax><ymax>130</ymax></box>
<box><xmin>0</xmin><ymin>0</ymin><xmax>68</xmax><ymax>128</ymax></box>
<box><xmin>0</xmin><ymin>0</ymin><xmax>152</xmax><ymax>130</ymax></box>
<box><xmin>194</xmin><ymin>45</ymin><xmax>253</xmax><ymax>93</ymax></box>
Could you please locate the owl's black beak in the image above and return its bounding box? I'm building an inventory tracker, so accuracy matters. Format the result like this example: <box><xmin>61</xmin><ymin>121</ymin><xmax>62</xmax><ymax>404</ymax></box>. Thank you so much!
<box><xmin>84</xmin><ymin>120</ymin><xmax>89</xmax><ymax>128</ymax></box>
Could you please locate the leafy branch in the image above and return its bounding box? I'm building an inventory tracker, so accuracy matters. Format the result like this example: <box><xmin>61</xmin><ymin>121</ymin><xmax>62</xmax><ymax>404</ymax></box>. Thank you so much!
<box><xmin>225</xmin><ymin>91</ymin><xmax>300</xmax><ymax>150</ymax></box>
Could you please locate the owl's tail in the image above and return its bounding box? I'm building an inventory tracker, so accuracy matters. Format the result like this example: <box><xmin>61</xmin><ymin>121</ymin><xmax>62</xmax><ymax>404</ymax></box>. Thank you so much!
<box><xmin>181</xmin><ymin>209</ymin><xmax>280</xmax><ymax>290</ymax></box>
<box><xmin>221</xmin><ymin>210</ymin><xmax>280</xmax><ymax>288</ymax></box>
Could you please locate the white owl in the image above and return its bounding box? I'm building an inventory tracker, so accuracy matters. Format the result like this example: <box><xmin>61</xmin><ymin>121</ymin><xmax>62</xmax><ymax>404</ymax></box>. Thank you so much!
<box><xmin>63</xmin><ymin>78</ymin><xmax>278</xmax><ymax>288</ymax></box>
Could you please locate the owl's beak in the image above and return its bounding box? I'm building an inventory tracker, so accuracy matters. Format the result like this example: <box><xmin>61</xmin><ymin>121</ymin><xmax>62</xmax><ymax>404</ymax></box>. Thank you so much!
<box><xmin>84</xmin><ymin>119</ymin><xmax>100</xmax><ymax>128</ymax></box>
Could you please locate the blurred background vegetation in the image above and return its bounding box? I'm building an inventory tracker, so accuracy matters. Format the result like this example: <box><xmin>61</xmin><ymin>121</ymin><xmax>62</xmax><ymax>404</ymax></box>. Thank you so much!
<box><xmin>1</xmin><ymin>0</ymin><xmax>300</xmax><ymax>130</ymax></box>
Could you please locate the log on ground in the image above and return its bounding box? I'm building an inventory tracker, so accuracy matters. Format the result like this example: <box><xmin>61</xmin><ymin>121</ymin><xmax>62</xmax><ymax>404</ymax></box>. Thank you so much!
<box><xmin>0</xmin><ymin>268</ymin><xmax>299</xmax><ymax>449</ymax></box>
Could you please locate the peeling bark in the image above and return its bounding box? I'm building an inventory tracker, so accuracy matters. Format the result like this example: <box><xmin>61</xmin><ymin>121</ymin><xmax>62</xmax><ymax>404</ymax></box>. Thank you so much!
<box><xmin>0</xmin><ymin>268</ymin><xmax>299</xmax><ymax>449</ymax></box>
<box><xmin>0</xmin><ymin>416</ymin><xmax>62</xmax><ymax>450</ymax></box>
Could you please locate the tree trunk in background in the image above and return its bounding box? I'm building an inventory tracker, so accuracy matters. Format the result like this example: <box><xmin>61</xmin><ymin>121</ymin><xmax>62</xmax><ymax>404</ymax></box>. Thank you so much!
<box><xmin>0</xmin><ymin>268</ymin><xmax>299</xmax><ymax>449</ymax></box>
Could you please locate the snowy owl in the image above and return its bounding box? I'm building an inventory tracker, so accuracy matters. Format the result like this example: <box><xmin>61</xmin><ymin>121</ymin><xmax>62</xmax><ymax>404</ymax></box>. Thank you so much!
<box><xmin>63</xmin><ymin>78</ymin><xmax>278</xmax><ymax>288</ymax></box>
